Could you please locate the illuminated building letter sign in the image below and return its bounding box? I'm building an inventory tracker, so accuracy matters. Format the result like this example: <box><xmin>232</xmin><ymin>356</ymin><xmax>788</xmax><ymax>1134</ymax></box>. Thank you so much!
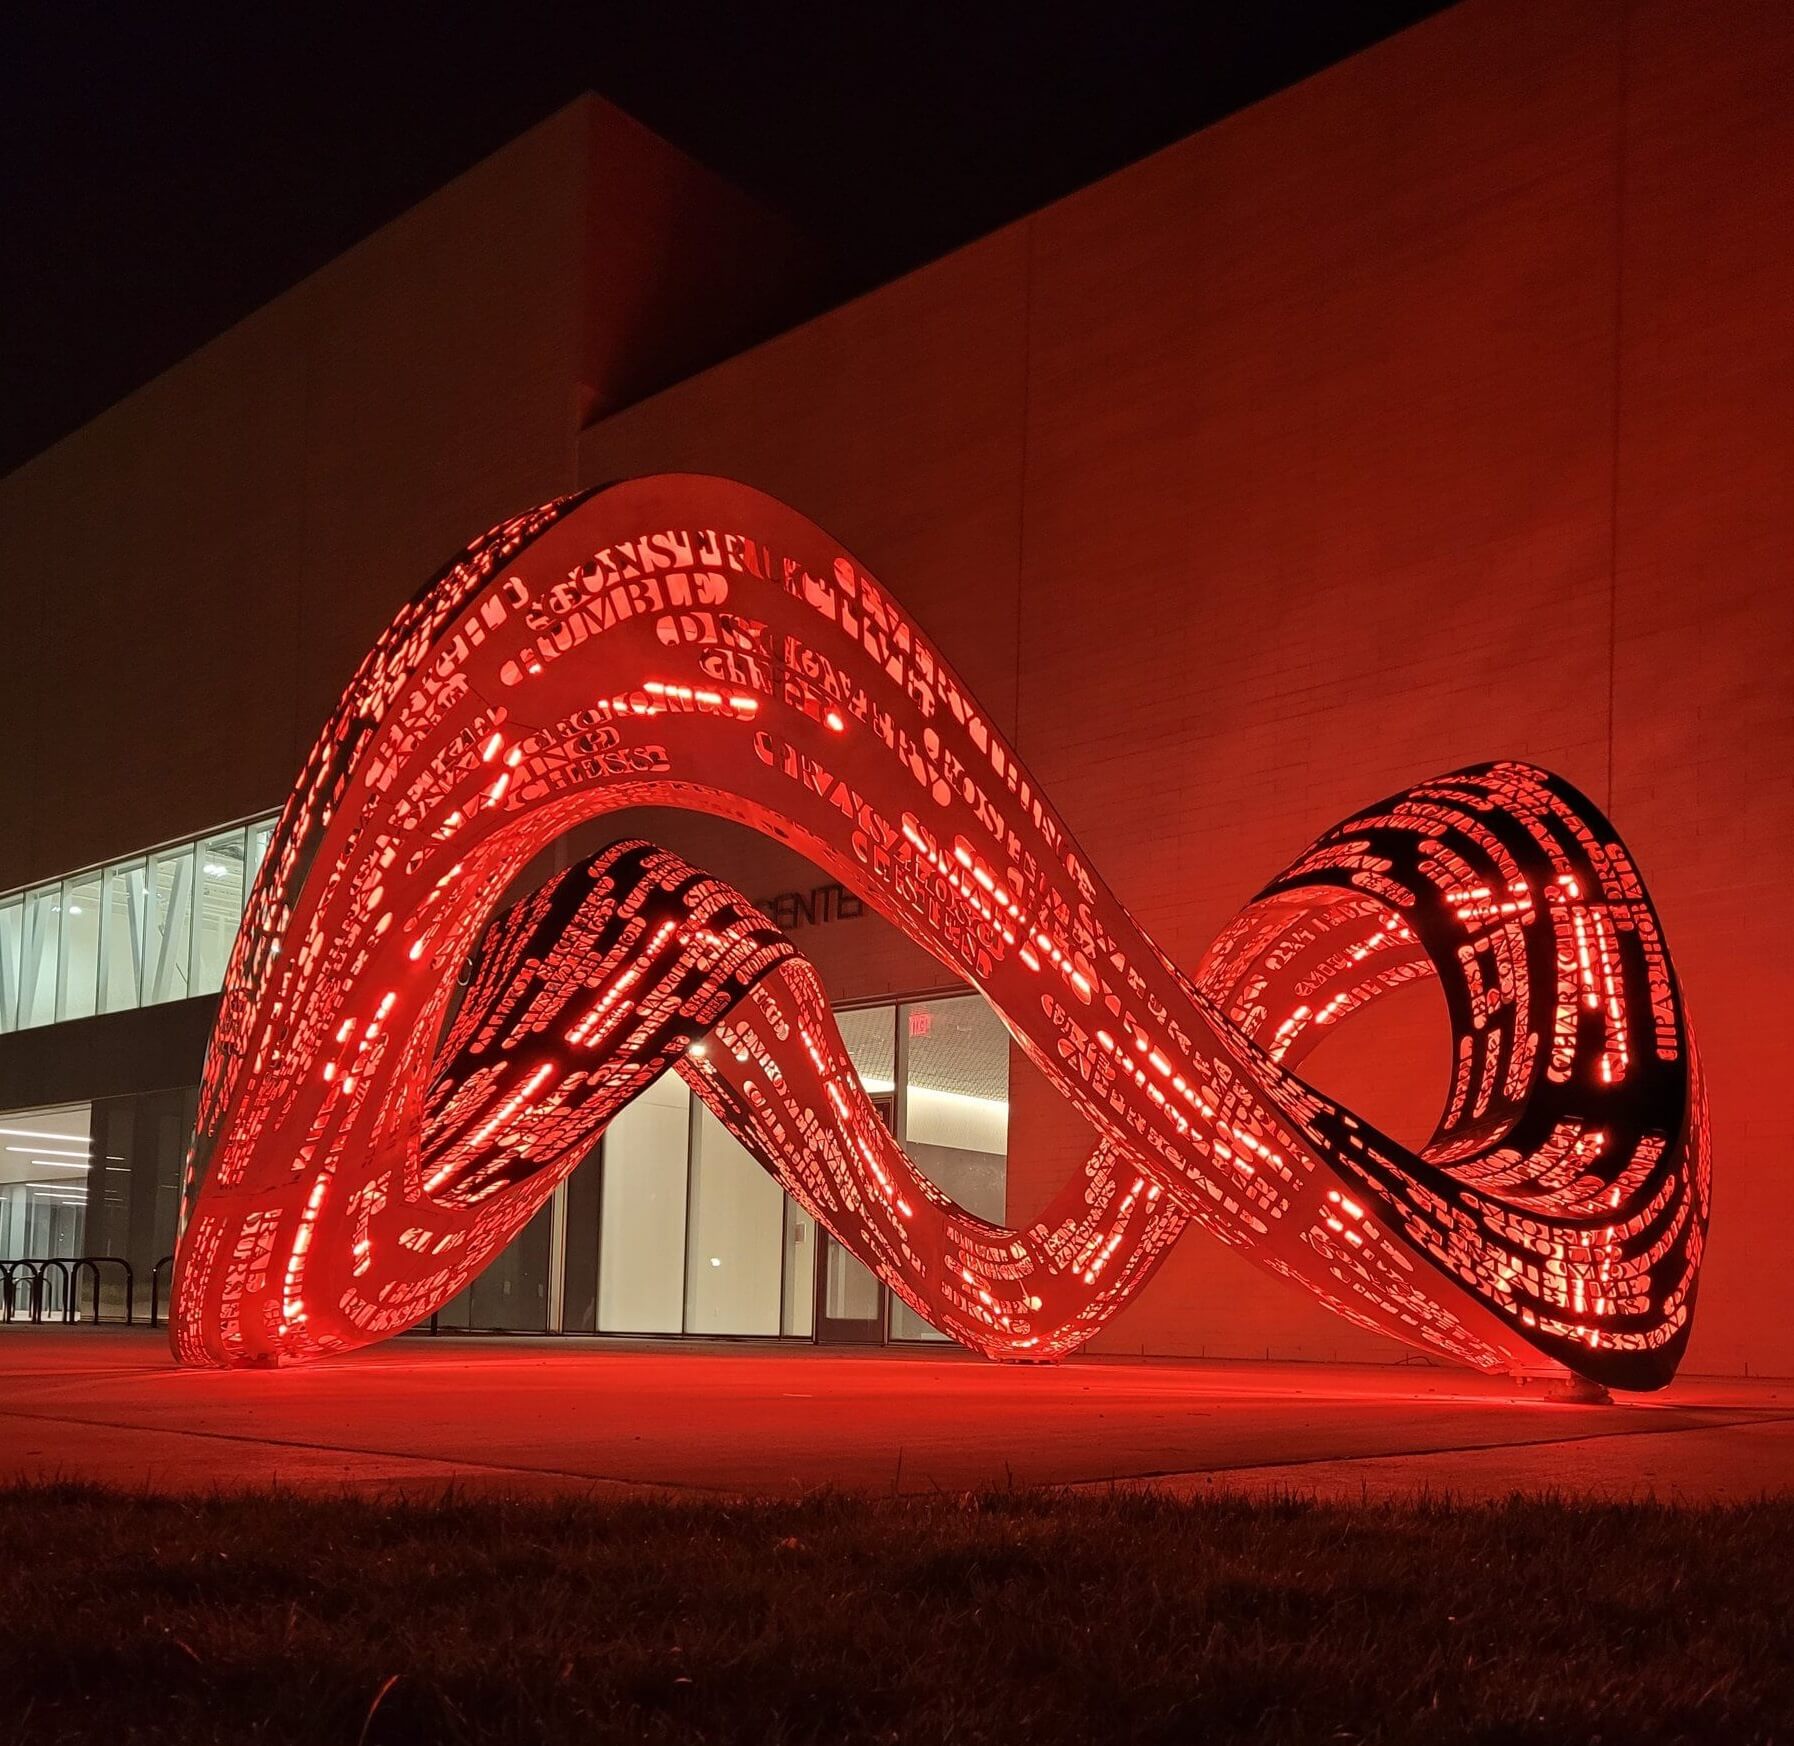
<box><xmin>173</xmin><ymin>476</ymin><xmax>1709</xmax><ymax>1391</ymax></box>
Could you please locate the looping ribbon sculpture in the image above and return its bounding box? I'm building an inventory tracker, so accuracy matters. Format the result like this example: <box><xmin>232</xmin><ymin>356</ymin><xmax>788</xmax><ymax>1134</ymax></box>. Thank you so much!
<box><xmin>173</xmin><ymin>476</ymin><xmax>1709</xmax><ymax>1390</ymax></box>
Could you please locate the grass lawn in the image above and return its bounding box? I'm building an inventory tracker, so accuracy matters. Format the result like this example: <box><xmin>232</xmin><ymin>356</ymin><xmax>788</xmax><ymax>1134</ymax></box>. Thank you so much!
<box><xmin>1</xmin><ymin>1484</ymin><xmax>1789</xmax><ymax>1744</ymax></box>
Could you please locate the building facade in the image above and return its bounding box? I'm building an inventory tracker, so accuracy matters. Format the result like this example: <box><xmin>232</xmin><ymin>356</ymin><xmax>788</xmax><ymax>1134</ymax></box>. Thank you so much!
<box><xmin>2</xmin><ymin>0</ymin><xmax>1789</xmax><ymax>1373</ymax></box>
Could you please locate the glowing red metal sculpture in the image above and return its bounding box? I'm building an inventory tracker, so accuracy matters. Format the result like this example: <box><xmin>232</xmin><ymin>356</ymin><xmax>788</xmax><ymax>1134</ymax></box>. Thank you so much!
<box><xmin>172</xmin><ymin>476</ymin><xmax>1708</xmax><ymax>1389</ymax></box>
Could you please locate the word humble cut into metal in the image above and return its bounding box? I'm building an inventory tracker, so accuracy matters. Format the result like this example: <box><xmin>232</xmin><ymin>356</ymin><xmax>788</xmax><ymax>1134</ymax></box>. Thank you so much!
<box><xmin>171</xmin><ymin>476</ymin><xmax>1709</xmax><ymax>1390</ymax></box>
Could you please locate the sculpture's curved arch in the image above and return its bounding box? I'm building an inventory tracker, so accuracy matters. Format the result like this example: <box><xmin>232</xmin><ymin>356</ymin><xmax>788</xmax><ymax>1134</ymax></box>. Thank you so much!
<box><xmin>413</xmin><ymin>838</ymin><xmax>1185</xmax><ymax>1359</ymax></box>
<box><xmin>172</xmin><ymin>475</ymin><xmax>1708</xmax><ymax>1388</ymax></box>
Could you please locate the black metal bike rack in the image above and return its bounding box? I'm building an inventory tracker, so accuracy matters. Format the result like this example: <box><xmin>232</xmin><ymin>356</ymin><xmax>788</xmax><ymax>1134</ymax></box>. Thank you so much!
<box><xmin>66</xmin><ymin>1256</ymin><xmax>135</xmax><ymax>1326</ymax></box>
<box><xmin>0</xmin><ymin>1258</ymin><xmax>69</xmax><ymax>1323</ymax></box>
<box><xmin>148</xmin><ymin>1253</ymin><xmax>176</xmax><ymax>1329</ymax></box>
<box><xmin>43</xmin><ymin>1258</ymin><xmax>73</xmax><ymax>1320</ymax></box>
<box><xmin>0</xmin><ymin>1259</ymin><xmax>40</xmax><ymax>1321</ymax></box>
<box><xmin>1</xmin><ymin>1255</ymin><xmax>138</xmax><ymax>1325</ymax></box>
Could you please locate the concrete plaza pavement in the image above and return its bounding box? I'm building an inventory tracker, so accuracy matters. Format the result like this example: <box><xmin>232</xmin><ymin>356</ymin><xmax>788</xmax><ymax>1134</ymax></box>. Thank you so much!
<box><xmin>0</xmin><ymin>1327</ymin><xmax>1789</xmax><ymax>1502</ymax></box>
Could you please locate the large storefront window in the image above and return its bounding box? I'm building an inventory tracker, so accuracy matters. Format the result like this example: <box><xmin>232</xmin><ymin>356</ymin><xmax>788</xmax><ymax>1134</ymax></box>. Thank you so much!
<box><xmin>0</xmin><ymin>1096</ymin><xmax>195</xmax><ymax>1321</ymax></box>
<box><xmin>815</xmin><ymin>1006</ymin><xmax>895</xmax><ymax>1336</ymax></box>
<box><xmin>891</xmin><ymin>995</ymin><xmax>1011</xmax><ymax>1340</ymax></box>
<box><xmin>0</xmin><ymin>897</ymin><xmax>20</xmax><ymax>1032</ymax></box>
<box><xmin>0</xmin><ymin>1103</ymin><xmax>90</xmax><ymax>1256</ymax></box>
<box><xmin>192</xmin><ymin>827</ymin><xmax>249</xmax><ymax>991</ymax></box>
<box><xmin>433</xmin><ymin>1201</ymin><xmax>553</xmax><ymax>1333</ymax></box>
<box><xmin>597</xmin><ymin>1073</ymin><xmax>691</xmax><ymax>1333</ymax></box>
<box><xmin>57</xmin><ymin>871</ymin><xmax>102</xmax><ymax>1022</ymax></box>
<box><xmin>18</xmin><ymin>885</ymin><xmax>60</xmax><ymax>1029</ymax></box>
<box><xmin>0</xmin><ymin>1103</ymin><xmax>92</xmax><ymax>1317</ymax></box>
<box><xmin>0</xmin><ymin>812</ymin><xmax>279</xmax><ymax>1033</ymax></box>
<box><xmin>685</xmin><ymin>1102</ymin><xmax>785</xmax><ymax>1335</ymax></box>
<box><xmin>87</xmin><ymin>1087</ymin><xmax>195</xmax><ymax>1320</ymax></box>
<box><xmin>781</xmin><ymin>1195</ymin><xmax>815</xmax><ymax>1336</ymax></box>
<box><xmin>144</xmin><ymin>844</ymin><xmax>195</xmax><ymax>1005</ymax></box>
<box><xmin>98</xmin><ymin>858</ymin><xmax>148</xmax><ymax>1015</ymax></box>
<box><xmin>3</xmin><ymin>992</ymin><xmax>1009</xmax><ymax>1344</ymax></box>
<box><xmin>566</xmin><ymin>994</ymin><xmax>1010</xmax><ymax>1345</ymax></box>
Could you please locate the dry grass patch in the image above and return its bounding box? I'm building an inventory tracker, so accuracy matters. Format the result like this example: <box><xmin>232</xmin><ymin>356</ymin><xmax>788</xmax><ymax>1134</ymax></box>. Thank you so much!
<box><xmin>1</xmin><ymin>1484</ymin><xmax>1789</xmax><ymax>1743</ymax></box>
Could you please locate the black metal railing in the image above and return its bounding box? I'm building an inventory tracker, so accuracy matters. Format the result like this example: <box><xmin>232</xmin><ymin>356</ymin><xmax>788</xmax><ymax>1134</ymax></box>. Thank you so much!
<box><xmin>148</xmin><ymin>1253</ymin><xmax>176</xmax><ymax>1329</ymax></box>
<box><xmin>74</xmin><ymin>1257</ymin><xmax>135</xmax><ymax>1326</ymax></box>
<box><xmin>1</xmin><ymin>1257</ymin><xmax>69</xmax><ymax>1323</ymax></box>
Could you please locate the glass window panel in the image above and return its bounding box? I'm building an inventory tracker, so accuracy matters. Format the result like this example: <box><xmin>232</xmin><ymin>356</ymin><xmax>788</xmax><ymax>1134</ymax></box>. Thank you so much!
<box><xmin>431</xmin><ymin>1283</ymin><xmax>473</xmax><ymax>1331</ymax></box>
<box><xmin>597</xmin><ymin>1072</ymin><xmax>690</xmax><ymax>1333</ymax></box>
<box><xmin>901</xmin><ymin>996</ymin><xmax>1011</xmax><ymax>1173</ymax></box>
<box><xmin>86</xmin><ymin>1096</ymin><xmax>135</xmax><ymax>1275</ymax></box>
<box><xmin>99</xmin><ymin>859</ymin><xmax>148</xmax><ymax>1014</ymax></box>
<box><xmin>0</xmin><ymin>815</ymin><xmax>287</xmax><ymax>1027</ymax></box>
<box><xmin>19</xmin><ymin>886</ymin><xmax>61</xmax><ymax>1029</ymax></box>
<box><xmin>824</xmin><ymin>1005</ymin><xmax>895</xmax><ymax>1331</ymax></box>
<box><xmin>56</xmin><ymin>873</ymin><xmax>102</xmax><ymax>1022</ymax></box>
<box><xmin>0</xmin><ymin>896</ymin><xmax>21</xmax><ymax>1034</ymax></box>
<box><xmin>836</xmin><ymin>1005</ymin><xmax>895</xmax><ymax>1096</ymax></box>
<box><xmin>190</xmin><ymin>827</ymin><xmax>247</xmax><ymax>994</ymax></box>
<box><xmin>889</xmin><ymin>1294</ymin><xmax>945</xmax><ymax>1340</ymax></box>
<box><xmin>825</xmin><ymin>1242</ymin><xmax>884</xmax><ymax>1321</ymax></box>
<box><xmin>0</xmin><ymin>1103</ymin><xmax>91</xmax><ymax>1285</ymax></box>
<box><xmin>781</xmin><ymin>1195</ymin><xmax>815</xmax><ymax>1336</ymax></box>
<box><xmin>560</xmin><ymin>1143</ymin><xmax>603</xmax><ymax>1334</ymax></box>
<box><xmin>892</xmin><ymin>995</ymin><xmax>1011</xmax><ymax>1341</ymax></box>
<box><xmin>247</xmin><ymin>816</ymin><xmax>277</xmax><ymax>883</ymax></box>
<box><xmin>467</xmin><ymin>1199</ymin><xmax>551</xmax><ymax>1331</ymax></box>
<box><xmin>684</xmin><ymin>1103</ymin><xmax>784</xmax><ymax>1335</ymax></box>
<box><xmin>143</xmin><ymin>845</ymin><xmax>195</xmax><ymax>1005</ymax></box>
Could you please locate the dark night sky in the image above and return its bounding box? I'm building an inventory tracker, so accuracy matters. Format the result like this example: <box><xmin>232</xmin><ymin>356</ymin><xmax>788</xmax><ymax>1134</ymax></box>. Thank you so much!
<box><xmin>2</xmin><ymin>0</ymin><xmax>1447</xmax><ymax>478</ymax></box>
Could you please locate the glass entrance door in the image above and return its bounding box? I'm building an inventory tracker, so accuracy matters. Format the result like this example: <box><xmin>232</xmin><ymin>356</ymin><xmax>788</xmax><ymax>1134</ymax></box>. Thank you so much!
<box><xmin>813</xmin><ymin>1091</ymin><xmax>891</xmax><ymax>1344</ymax></box>
<box><xmin>815</xmin><ymin>1236</ymin><xmax>884</xmax><ymax>1342</ymax></box>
